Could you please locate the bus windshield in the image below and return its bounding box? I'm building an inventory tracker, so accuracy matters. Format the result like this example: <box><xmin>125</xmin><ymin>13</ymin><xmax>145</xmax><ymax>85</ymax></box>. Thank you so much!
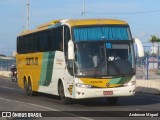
<box><xmin>75</xmin><ymin>42</ymin><xmax>135</xmax><ymax>77</ymax></box>
<box><xmin>73</xmin><ymin>26</ymin><xmax>135</xmax><ymax>77</ymax></box>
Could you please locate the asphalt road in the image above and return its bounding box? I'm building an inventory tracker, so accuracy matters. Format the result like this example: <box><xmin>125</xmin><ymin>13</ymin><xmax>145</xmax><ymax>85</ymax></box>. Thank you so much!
<box><xmin>0</xmin><ymin>77</ymin><xmax>160</xmax><ymax>120</ymax></box>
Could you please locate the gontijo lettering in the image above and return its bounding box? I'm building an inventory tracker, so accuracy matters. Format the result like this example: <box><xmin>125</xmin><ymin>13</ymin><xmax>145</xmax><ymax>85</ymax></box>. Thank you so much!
<box><xmin>26</xmin><ymin>57</ymin><xmax>38</xmax><ymax>65</ymax></box>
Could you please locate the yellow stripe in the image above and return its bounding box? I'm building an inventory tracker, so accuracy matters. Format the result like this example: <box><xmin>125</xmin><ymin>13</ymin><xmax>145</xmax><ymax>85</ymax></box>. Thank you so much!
<box><xmin>67</xmin><ymin>19</ymin><xmax>127</xmax><ymax>27</ymax></box>
<box><xmin>16</xmin><ymin>53</ymin><xmax>43</xmax><ymax>91</ymax></box>
<box><xmin>80</xmin><ymin>78</ymin><xmax>122</xmax><ymax>88</ymax></box>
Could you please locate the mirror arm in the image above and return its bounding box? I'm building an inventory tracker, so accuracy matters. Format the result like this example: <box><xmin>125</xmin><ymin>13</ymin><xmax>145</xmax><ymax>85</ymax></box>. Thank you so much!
<box><xmin>68</xmin><ymin>40</ymin><xmax>75</xmax><ymax>60</ymax></box>
<box><xmin>133</xmin><ymin>38</ymin><xmax>144</xmax><ymax>57</ymax></box>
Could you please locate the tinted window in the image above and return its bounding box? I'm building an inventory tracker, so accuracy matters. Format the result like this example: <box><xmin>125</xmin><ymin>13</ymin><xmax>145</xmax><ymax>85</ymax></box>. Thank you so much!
<box><xmin>17</xmin><ymin>26</ymin><xmax>65</xmax><ymax>54</ymax></box>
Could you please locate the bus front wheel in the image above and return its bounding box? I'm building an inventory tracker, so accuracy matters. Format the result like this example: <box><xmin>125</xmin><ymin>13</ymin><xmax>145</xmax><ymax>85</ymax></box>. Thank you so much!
<box><xmin>58</xmin><ymin>82</ymin><xmax>72</xmax><ymax>104</ymax></box>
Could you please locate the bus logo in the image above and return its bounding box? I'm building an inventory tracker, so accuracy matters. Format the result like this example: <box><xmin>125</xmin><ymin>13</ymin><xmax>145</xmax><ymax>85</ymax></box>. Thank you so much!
<box><xmin>106</xmin><ymin>83</ymin><xmax>110</xmax><ymax>87</ymax></box>
<box><xmin>2</xmin><ymin>112</ymin><xmax>11</xmax><ymax>117</ymax></box>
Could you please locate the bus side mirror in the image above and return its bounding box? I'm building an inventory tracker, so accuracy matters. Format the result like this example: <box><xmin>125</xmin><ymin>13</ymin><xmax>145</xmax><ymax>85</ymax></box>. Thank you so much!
<box><xmin>68</xmin><ymin>40</ymin><xmax>75</xmax><ymax>60</ymax></box>
<box><xmin>133</xmin><ymin>38</ymin><xmax>144</xmax><ymax>57</ymax></box>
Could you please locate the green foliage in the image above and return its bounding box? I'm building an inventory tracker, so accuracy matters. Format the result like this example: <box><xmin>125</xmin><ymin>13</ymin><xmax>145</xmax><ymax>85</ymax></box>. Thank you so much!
<box><xmin>144</xmin><ymin>51</ymin><xmax>149</xmax><ymax>56</ymax></box>
<box><xmin>156</xmin><ymin>70</ymin><xmax>160</xmax><ymax>75</ymax></box>
<box><xmin>149</xmin><ymin>35</ymin><xmax>160</xmax><ymax>43</ymax></box>
<box><xmin>151</xmin><ymin>53</ymin><xmax>157</xmax><ymax>57</ymax></box>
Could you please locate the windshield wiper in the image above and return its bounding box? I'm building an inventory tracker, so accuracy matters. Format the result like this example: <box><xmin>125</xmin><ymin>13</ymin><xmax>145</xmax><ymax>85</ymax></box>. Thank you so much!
<box><xmin>109</xmin><ymin>61</ymin><xmax>123</xmax><ymax>76</ymax></box>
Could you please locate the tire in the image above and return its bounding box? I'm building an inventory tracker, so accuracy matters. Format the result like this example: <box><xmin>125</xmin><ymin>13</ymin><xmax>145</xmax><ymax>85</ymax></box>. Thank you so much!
<box><xmin>11</xmin><ymin>78</ymin><xmax>14</xmax><ymax>82</ymax></box>
<box><xmin>27</xmin><ymin>81</ymin><xmax>33</xmax><ymax>96</ymax></box>
<box><xmin>24</xmin><ymin>80</ymin><xmax>28</xmax><ymax>95</ymax></box>
<box><xmin>107</xmin><ymin>97</ymin><xmax>119</xmax><ymax>105</ymax></box>
<box><xmin>24</xmin><ymin>80</ymin><xmax>33</xmax><ymax>96</ymax></box>
<box><xmin>11</xmin><ymin>76</ymin><xmax>15</xmax><ymax>82</ymax></box>
<box><xmin>58</xmin><ymin>82</ymin><xmax>72</xmax><ymax>104</ymax></box>
<box><xmin>12</xmin><ymin>77</ymin><xmax>16</xmax><ymax>82</ymax></box>
<box><xmin>24</xmin><ymin>77</ymin><xmax>37</xmax><ymax>96</ymax></box>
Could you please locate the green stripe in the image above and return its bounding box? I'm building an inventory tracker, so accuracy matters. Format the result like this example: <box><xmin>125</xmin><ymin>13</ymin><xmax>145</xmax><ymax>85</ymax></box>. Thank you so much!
<box><xmin>109</xmin><ymin>76</ymin><xmax>132</xmax><ymax>84</ymax></box>
<box><xmin>43</xmin><ymin>52</ymin><xmax>55</xmax><ymax>86</ymax></box>
<box><xmin>39</xmin><ymin>52</ymin><xmax>55</xmax><ymax>86</ymax></box>
<box><xmin>109</xmin><ymin>78</ymin><xmax>121</xmax><ymax>84</ymax></box>
<box><xmin>39</xmin><ymin>52</ymin><xmax>50</xmax><ymax>85</ymax></box>
<box><xmin>117</xmin><ymin>76</ymin><xmax>132</xmax><ymax>84</ymax></box>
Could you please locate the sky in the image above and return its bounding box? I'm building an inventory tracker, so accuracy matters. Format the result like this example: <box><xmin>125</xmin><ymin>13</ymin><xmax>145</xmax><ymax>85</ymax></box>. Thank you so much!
<box><xmin>0</xmin><ymin>0</ymin><xmax>160</xmax><ymax>56</ymax></box>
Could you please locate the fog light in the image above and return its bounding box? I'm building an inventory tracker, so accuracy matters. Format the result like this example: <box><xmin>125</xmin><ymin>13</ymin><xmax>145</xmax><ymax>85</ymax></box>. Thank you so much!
<box><xmin>76</xmin><ymin>83</ymin><xmax>92</xmax><ymax>88</ymax></box>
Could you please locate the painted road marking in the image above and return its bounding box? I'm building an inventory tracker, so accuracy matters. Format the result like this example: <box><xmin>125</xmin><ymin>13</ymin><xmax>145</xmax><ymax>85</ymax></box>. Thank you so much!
<box><xmin>0</xmin><ymin>97</ymin><xmax>93</xmax><ymax>120</ymax></box>
<box><xmin>1</xmin><ymin>86</ymin><xmax>15</xmax><ymax>90</ymax></box>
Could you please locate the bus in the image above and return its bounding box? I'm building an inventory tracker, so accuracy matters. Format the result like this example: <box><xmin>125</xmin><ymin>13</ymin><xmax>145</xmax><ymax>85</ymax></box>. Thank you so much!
<box><xmin>16</xmin><ymin>19</ymin><xmax>144</xmax><ymax>104</ymax></box>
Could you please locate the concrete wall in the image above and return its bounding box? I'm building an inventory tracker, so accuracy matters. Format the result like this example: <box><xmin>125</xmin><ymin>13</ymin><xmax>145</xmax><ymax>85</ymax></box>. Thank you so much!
<box><xmin>0</xmin><ymin>71</ymin><xmax>11</xmax><ymax>78</ymax></box>
<box><xmin>136</xmin><ymin>79</ymin><xmax>160</xmax><ymax>95</ymax></box>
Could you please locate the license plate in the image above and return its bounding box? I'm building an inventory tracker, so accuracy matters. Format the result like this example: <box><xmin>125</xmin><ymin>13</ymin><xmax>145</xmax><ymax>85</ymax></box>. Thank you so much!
<box><xmin>103</xmin><ymin>91</ymin><xmax>113</xmax><ymax>95</ymax></box>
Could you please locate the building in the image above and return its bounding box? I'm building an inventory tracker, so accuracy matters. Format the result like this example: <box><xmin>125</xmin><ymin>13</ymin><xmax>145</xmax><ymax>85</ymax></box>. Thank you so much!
<box><xmin>0</xmin><ymin>55</ymin><xmax>15</xmax><ymax>71</ymax></box>
<box><xmin>147</xmin><ymin>57</ymin><xmax>160</xmax><ymax>69</ymax></box>
<box><xmin>151</xmin><ymin>42</ymin><xmax>160</xmax><ymax>54</ymax></box>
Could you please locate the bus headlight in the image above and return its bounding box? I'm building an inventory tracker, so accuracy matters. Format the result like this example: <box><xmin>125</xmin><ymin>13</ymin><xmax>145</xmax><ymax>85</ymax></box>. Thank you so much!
<box><xmin>76</xmin><ymin>83</ymin><xmax>92</xmax><ymax>88</ymax></box>
<box><xmin>123</xmin><ymin>81</ymin><xmax>136</xmax><ymax>86</ymax></box>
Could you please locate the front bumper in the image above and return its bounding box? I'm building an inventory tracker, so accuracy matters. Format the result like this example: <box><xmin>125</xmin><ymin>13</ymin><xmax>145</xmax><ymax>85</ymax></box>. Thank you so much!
<box><xmin>74</xmin><ymin>85</ymin><xmax>135</xmax><ymax>99</ymax></box>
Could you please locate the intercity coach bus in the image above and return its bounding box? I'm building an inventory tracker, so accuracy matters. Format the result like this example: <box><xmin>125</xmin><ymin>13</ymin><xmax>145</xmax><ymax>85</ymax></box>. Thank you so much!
<box><xmin>16</xmin><ymin>19</ymin><xmax>144</xmax><ymax>104</ymax></box>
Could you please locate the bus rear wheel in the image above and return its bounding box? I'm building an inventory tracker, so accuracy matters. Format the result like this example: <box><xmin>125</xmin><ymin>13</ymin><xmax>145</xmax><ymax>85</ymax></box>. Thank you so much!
<box><xmin>58</xmin><ymin>82</ymin><xmax>72</xmax><ymax>104</ymax></box>
<box><xmin>27</xmin><ymin>81</ymin><xmax>33</xmax><ymax>96</ymax></box>
<box><xmin>24</xmin><ymin>80</ymin><xmax>28</xmax><ymax>95</ymax></box>
<box><xmin>107</xmin><ymin>97</ymin><xmax>119</xmax><ymax>105</ymax></box>
<box><xmin>24</xmin><ymin>79</ymin><xmax>35</xmax><ymax>96</ymax></box>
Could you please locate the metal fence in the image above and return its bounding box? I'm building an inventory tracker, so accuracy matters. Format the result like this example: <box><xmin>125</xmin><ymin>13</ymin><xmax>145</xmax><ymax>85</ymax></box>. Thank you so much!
<box><xmin>0</xmin><ymin>57</ymin><xmax>15</xmax><ymax>71</ymax></box>
<box><xmin>136</xmin><ymin>42</ymin><xmax>160</xmax><ymax>80</ymax></box>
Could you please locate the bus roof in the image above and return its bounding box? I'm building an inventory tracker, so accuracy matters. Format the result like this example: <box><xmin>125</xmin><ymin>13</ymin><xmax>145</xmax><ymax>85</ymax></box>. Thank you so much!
<box><xmin>18</xmin><ymin>19</ymin><xmax>128</xmax><ymax>36</ymax></box>
<box><xmin>66</xmin><ymin>19</ymin><xmax>128</xmax><ymax>26</ymax></box>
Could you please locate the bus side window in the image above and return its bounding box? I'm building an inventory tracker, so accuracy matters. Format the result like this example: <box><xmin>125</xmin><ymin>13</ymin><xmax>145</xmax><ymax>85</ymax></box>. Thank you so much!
<box><xmin>53</xmin><ymin>27</ymin><xmax>63</xmax><ymax>51</ymax></box>
<box><xmin>34</xmin><ymin>33</ymin><xmax>39</xmax><ymax>52</ymax></box>
<box><xmin>64</xmin><ymin>26</ymin><xmax>71</xmax><ymax>59</ymax></box>
<box><xmin>49</xmin><ymin>29</ymin><xmax>54</xmax><ymax>51</ymax></box>
<box><xmin>17</xmin><ymin>37</ymin><xmax>20</xmax><ymax>54</ymax></box>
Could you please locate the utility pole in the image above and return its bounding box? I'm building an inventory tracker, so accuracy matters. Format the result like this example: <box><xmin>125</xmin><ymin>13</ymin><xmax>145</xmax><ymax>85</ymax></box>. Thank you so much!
<box><xmin>82</xmin><ymin>0</ymin><xmax>85</xmax><ymax>19</ymax></box>
<box><xmin>157</xmin><ymin>42</ymin><xmax>159</xmax><ymax>69</ymax></box>
<box><xmin>26</xmin><ymin>0</ymin><xmax>30</xmax><ymax>30</ymax></box>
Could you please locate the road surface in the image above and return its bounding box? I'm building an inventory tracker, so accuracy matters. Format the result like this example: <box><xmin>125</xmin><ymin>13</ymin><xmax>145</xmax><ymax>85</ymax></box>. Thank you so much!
<box><xmin>0</xmin><ymin>77</ymin><xmax>159</xmax><ymax>120</ymax></box>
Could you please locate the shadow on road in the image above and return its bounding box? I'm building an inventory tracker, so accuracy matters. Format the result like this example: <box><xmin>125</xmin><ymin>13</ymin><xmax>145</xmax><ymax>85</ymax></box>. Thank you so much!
<box><xmin>37</xmin><ymin>93</ymin><xmax>160</xmax><ymax>107</ymax></box>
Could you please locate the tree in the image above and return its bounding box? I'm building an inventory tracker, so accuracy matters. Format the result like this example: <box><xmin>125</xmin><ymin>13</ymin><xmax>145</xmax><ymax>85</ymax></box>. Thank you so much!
<box><xmin>149</xmin><ymin>35</ymin><xmax>160</xmax><ymax>43</ymax></box>
<box><xmin>149</xmin><ymin>35</ymin><xmax>160</xmax><ymax>55</ymax></box>
<box><xmin>149</xmin><ymin>35</ymin><xmax>160</xmax><ymax>69</ymax></box>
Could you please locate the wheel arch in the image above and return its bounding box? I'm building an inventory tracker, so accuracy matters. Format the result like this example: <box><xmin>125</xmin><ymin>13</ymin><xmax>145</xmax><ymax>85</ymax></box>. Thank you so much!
<box><xmin>58</xmin><ymin>78</ymin><xmax>63</xmax><ymax>95</ymax></box>
<box><xmin>23</xmin><ymin>75</ymin><xmax>27</xmax><ymax>89</ymax></box>
<box><xmin>28</xmin><ymin>75</ymin><xmax>35</xmax><ymax>91</ymax></box>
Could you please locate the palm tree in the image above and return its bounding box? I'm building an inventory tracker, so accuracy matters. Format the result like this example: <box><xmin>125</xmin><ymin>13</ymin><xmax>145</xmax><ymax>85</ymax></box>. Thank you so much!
<box><xmin>149</xmin><ymin>35</ymin><xmax>160</xmax><ymax>69</ymax></box>
<box><xmin>149</xmin><ymin>35</ymin><xmax>160</xmax><ymax>43</ymax></box>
